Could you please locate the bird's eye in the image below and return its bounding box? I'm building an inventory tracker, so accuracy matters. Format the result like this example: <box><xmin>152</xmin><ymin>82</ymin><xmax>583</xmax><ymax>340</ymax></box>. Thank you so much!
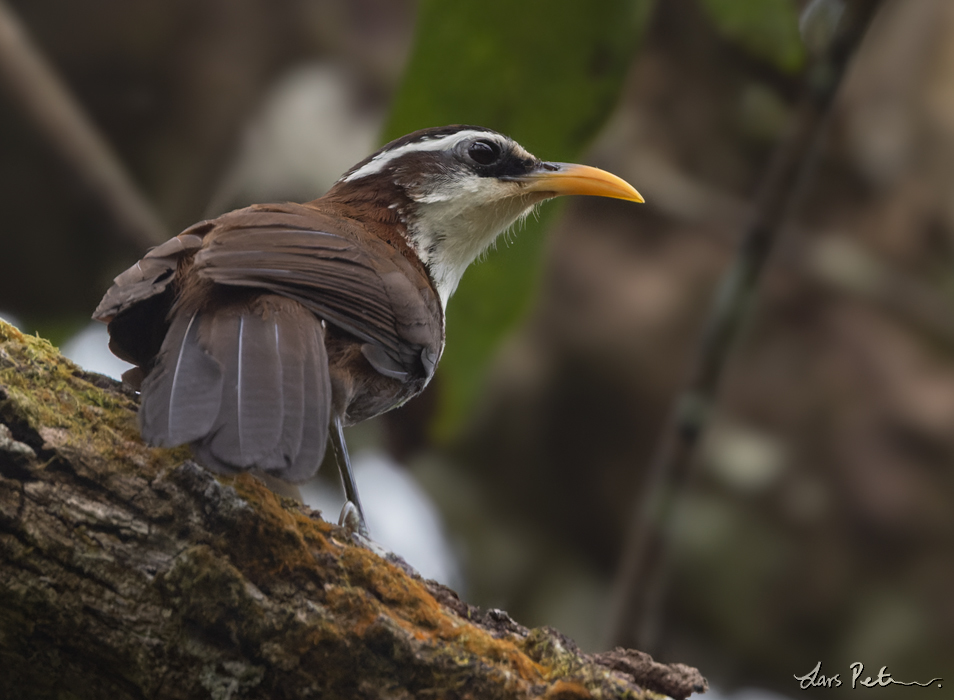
<box><xmin>468</xmin><ymin>140</ymin><xmax>501</xmax><ymax>166</ymax></box>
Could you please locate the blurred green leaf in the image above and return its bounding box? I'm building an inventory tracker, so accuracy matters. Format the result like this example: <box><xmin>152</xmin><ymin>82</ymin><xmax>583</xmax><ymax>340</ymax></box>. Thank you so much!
<box><xmin>383</xmin><ymin>0</ymin><xmax>653</xmax><ymax>440</ymax></box>
<box><xmin>699</xmin><ymin>0</ymin><xmax>805</xmax><ymax>73</ymax></box>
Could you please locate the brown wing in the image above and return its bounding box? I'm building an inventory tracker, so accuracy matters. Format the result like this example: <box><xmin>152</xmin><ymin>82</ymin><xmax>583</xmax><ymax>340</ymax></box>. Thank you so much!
<box><xmin>190</xmin><ymin>203</ymin><xmax>443</xmax><ymax>381</ymax></box>
<box><xmin>95</xmin><ymin>203</ymin><xmax>443</xmax><ymax>381</ymax></box>
<box><xmin>92</xmin><ymin>225</ymin><xmax>209</xmax><ymax>369</ymax></box>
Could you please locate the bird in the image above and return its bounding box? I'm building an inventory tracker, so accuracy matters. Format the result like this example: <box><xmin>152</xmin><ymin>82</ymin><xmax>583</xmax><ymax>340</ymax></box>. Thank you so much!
<box><xmin>94</xmin><ymin>125</ymin><xmax>643</xmax><ymax>535</ymax></box>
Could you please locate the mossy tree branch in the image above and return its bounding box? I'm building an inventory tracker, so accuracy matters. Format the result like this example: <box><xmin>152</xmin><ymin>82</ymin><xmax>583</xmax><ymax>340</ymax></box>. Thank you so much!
<box><xmin>0</xmin><ymin>320</ymin><xmax>706</xmax><ymax>700</ymax></box>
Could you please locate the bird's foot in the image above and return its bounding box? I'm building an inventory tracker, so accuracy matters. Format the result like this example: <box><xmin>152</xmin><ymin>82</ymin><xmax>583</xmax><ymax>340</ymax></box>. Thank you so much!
<box><xmin>338</xmin><ymin>500</ymin><xmax>371</xmax><ymax>539</ymax></box>
<box><xmin>337</xmin><ymin>501</ymin><xmax>393</xmax><ymax>559</ymax></box>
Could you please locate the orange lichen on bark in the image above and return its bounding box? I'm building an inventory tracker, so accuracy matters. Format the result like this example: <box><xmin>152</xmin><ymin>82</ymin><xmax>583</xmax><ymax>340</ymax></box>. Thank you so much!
<box><xmin>230</xmin><ymin>473</ymin><xmax>551</xmax><ymax>683</ymax></box>
<box><xmin>221</xmin><ymin>470</ymin><xmax>561</xmax><ymax>687</ymax></box>
<box><xmin>544</xmin><ymin>681</ymin><xmax>597</xmax><ymax>699</ymax></box>
<box><xmin>344</xmin><ymin>542</ymin><xmax>547</xmax><ymax>679</ymax></box>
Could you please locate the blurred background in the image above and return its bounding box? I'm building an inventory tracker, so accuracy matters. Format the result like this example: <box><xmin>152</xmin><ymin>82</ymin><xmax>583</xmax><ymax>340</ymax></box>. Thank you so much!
<box><xmin>1</xmin><ymin>0</ymin><xmax>952</xmax><ymax>697</ymax></box>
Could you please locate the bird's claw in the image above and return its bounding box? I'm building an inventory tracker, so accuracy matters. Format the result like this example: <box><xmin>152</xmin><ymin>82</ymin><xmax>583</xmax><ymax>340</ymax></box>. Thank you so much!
<box><xmin>338</xmin><ymin>501</ymin><xmax>391</xmax><ymax>559</ymax></box>
<box><xmin>338</xmin><ymin>500</ymin><xmax>370</xmax><ymax>539</ymax></box>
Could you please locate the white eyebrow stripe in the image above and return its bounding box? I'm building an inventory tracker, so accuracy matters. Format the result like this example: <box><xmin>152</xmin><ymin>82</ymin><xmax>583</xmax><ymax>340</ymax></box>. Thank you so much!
<box><xmin>340</xmin><ymin>129</ymin><xmax>499</xmax><ymax>183</ymax></box>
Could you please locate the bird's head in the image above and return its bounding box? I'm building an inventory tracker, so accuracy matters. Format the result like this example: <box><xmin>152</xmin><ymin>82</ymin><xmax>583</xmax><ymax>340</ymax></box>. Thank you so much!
<box><xmin>326</xmin><ymin>125</ymin><xmax>643</xmax><ymax>306</ymax></box>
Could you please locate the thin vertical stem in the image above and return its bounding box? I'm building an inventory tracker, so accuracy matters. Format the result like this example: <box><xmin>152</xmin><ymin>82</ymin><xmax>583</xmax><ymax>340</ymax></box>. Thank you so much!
<box><xmin>0</xmin><ymin>1</ymin><xmax>166</xmax><ymax>249</ymax></box>
<box><xmin>606</xmin><ymin>0</ymin><xmax>886</xmax><ymax>652</ymax></box>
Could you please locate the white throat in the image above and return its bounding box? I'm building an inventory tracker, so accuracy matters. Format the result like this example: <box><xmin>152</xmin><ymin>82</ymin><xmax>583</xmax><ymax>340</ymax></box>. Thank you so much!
<box><xmin>404</xmin><ymin>179</ymin><xmax>540</xmax><ymax>308</ymax></box>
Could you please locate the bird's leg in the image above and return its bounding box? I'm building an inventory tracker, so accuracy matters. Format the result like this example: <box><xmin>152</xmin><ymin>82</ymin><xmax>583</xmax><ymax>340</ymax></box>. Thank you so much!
<box><xmin>331</xmin><ymin>415</ymin><xmax>370</xmax><ymax>537</ymax></box>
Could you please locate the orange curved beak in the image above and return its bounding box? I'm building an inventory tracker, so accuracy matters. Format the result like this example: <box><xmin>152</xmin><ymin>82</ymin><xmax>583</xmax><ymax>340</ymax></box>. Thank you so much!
<box><xmin>516</xmin><ymin>162</ymin><xmax>644</xmax><ymax>203</ymax></box>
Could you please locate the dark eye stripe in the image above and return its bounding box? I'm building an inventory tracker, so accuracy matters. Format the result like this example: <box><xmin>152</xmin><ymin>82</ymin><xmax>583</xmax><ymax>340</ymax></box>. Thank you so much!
<box><xmin>468</xmin><ymin>140</ymin><xmax>501</xmax><ymax>166</ymax></box>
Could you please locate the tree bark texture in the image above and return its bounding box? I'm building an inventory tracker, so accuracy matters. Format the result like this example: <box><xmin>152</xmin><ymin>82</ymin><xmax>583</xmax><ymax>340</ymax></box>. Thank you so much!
<box><xmin>0</xmin><ymin>320</ymin><xmax>707</xmax><ymax>699</ymax></box>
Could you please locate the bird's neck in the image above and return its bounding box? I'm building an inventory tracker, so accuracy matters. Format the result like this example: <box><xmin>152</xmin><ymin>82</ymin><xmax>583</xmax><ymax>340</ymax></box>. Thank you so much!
<box><xmin>316</xmin><ymin>183</ymin><xmax>433</xmax><ymax>290</ymax></box>
<box><xmin>323</xmin><ymin>178</ymin><xmax>537</xmax><ymax>310</ymax></box>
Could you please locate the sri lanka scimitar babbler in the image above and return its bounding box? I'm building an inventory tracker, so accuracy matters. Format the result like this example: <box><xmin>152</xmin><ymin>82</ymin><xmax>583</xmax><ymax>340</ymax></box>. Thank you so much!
<box><xmin>94</xmin><ymin>125</ymin><xmax>644</xmax><ymax>535</ymax></box>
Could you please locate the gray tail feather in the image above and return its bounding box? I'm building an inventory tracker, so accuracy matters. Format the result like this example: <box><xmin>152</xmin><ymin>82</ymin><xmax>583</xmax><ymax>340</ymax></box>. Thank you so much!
<box><xmin>140</xmin><ymin>296</ymin><xmax>331</xmax><ymax>483</ymax></box>
<box><xmin>140</xmin><ymin>311</ymin><xmax>223</xmax><ymax>446</ymax></box>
